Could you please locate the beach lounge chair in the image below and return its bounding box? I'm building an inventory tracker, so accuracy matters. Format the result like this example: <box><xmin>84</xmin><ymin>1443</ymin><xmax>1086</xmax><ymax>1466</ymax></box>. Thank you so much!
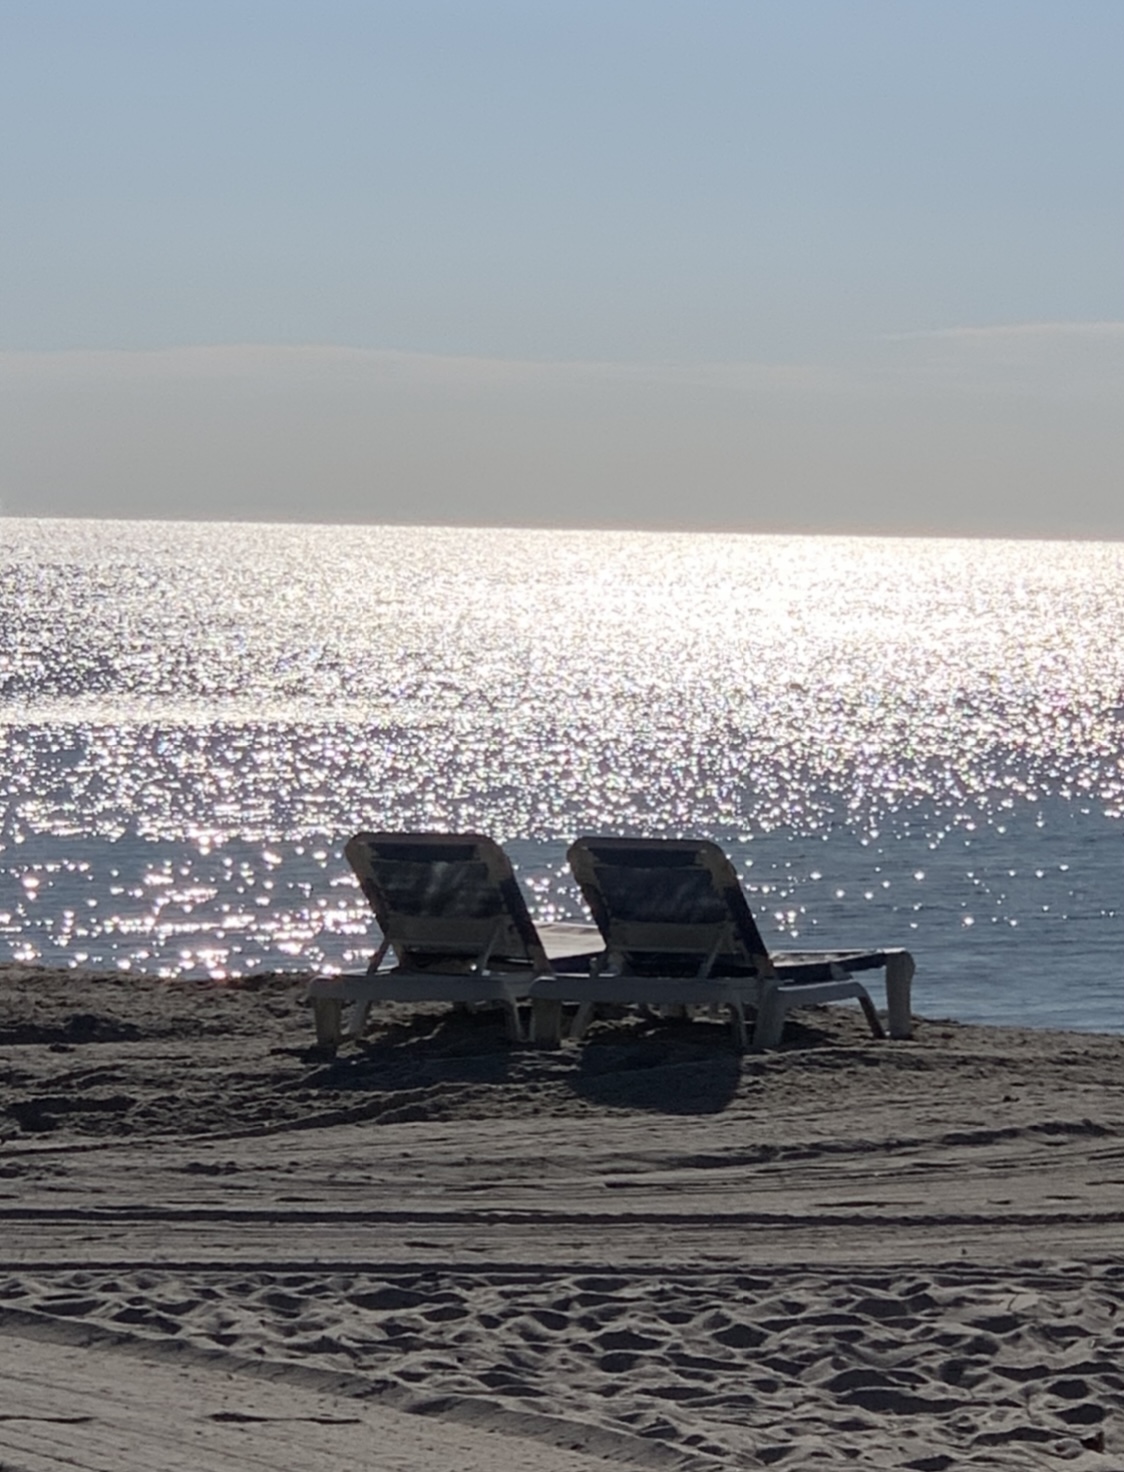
<box><xmin>527</xmin><ymin>837</ymin><xmax>914</xmax><ymax>1050</ymax></box>
<box><xmin>306</xmin><ymin>832</ymin><xmax>602</xmax><ymax>1050</ymax></box>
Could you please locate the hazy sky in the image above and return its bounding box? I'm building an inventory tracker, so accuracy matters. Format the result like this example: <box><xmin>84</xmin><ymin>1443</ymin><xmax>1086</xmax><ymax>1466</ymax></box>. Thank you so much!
<box><xmin>2</xmin><ymin>1</ymin><xmax>1122</xmax><ymax>534</ymax></box>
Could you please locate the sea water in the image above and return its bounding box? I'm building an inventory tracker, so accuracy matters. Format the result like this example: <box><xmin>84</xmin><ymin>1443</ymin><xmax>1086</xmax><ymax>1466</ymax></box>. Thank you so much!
<box><xmin>0</xmin><ymin>518</ymin><xmax>1120</xmax><ymax>1031</ymax></box>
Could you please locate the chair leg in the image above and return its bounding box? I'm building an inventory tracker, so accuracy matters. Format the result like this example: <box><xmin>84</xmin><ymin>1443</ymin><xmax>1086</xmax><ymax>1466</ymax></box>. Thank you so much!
<box><xmin>727</xmin><ymin>1000</ymin><xmax>748</xmax><ymax>1052</ymax></box>
<box><xmin>885</xmin><ymin>952</ymin><xmax>915</xmax><ymax>1039</ymax></box>
<box><xmin>752</xmin><ymin>982</ymin><xmax>785</xmax><ymax>1050</ymax></box>
<box><xmin>312</xmin><ymin>998</ymin><xmax>342</xmax><ymax>1052</ymax></box>
<box><xmin>568</xmin><ymin>1002</ymin><xmax>596</xmax><ymax>1040</ymax></box>
<box><xmin>346</xmin><ymin>999</ymin><xmax>373</xmax><ymax>1041</ymax></box>
<box><xmin>855</xmin><ymin>987</ymin><xmax>885</xmax><ymax>1040</ymax></box>
<box><xmin>503</xmin><ymin>1000</ymin><xmax>526</xmax><ymax>1043</ymax></box>
<box><xmin>530</xmin><ymin>997</ymin><xmax>564</xmax><ymax>1048</ymax></box>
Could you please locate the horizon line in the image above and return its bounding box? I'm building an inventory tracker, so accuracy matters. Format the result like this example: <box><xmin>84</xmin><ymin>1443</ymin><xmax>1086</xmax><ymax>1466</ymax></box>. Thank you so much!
<box><xmin>3</xmin><ymin>510</ymin><xmax>1121</xmax><ymax>547</ymax></box>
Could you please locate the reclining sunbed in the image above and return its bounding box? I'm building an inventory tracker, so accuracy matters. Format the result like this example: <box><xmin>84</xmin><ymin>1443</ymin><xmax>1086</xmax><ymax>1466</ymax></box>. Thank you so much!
<box><xmin>306</xmin><ymin>831</ymin><xmax>602</xmax><ymax>1050</ymax></box>
<box><xmin>527</xmin><ymin>836</ymin><xmax>914</xmax><ymax>1050</ymax></box>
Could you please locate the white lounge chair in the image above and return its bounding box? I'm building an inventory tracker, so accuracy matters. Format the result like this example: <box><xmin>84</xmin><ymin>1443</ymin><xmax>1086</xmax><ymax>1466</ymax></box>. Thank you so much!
<box><xmin>306</xmin><ymin>832</ymin><xmax>602</xmax><ymax>1050</ymax></box>
<box><xmin>528</xmin><ymin>837</ymin><xmax>914</xmax><ymax>1050</ymax></box>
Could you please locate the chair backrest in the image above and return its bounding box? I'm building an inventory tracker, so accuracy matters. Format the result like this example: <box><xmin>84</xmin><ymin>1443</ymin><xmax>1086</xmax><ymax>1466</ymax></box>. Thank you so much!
<box><xmin>344</xmin><ymin>832</ymin><xmax>549</xmax><ymax>973</ymax></box>
<box><xmin>567</xmin><ymin>836</ymin><xmax>774</xmax><ymax>978</ymax></box>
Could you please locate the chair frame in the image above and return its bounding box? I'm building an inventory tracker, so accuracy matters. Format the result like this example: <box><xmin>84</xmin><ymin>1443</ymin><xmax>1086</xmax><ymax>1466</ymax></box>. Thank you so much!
<box><xmin>305</xmin><ymin>832</ymin><xmax>601</xmax><ymax>1050</ymax></box>
<box><xmin>527</xmin><ymin>837</ymin><xmax>914</xmax><ymax>1051</ymax></box>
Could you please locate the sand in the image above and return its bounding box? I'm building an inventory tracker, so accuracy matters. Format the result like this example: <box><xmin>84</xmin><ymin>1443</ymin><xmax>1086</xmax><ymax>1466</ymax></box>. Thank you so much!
<box><xmin>2</xmin><ymin>965</ymin><xmax>1124</xmax><ymax>1469</ymax></box>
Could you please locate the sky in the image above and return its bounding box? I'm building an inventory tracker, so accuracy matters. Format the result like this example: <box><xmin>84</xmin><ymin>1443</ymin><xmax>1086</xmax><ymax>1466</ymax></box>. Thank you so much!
<box><xmin>1</xmin><ymin>0</ymin><xmax>1122</xmax><ymax>536</ymax></box>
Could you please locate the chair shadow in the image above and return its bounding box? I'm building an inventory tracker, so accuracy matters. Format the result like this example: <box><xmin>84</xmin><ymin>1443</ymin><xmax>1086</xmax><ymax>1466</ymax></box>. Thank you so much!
<box><xmin>292</xmin><ymin>1003</ymin><xmax>872</xmax><ymax>1110</ymax></box>
<box><xmin>566</xmin><ymin>1003</ymin><xmax>879</xmax><ymax>1114</ymax></box>
<box><xmin>569</xmin><ymin>1014</ymin><xmax>745</xmax><ymax>1115</ymax></box>
<box><xmin>297</xmin><ymin>1005</ymin><xmax>517</xmax><ymax>1093</ymax></box>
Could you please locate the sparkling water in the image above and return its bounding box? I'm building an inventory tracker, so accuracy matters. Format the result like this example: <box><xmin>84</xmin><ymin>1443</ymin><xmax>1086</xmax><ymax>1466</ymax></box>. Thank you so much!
<box><xmin>1</xmin><ymin>518</ymin><xmax>1120</xmax><ymax>1030</ymax></box>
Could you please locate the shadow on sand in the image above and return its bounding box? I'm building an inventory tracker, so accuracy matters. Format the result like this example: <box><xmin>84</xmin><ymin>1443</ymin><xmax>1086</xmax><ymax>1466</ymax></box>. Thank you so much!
<box><xmin>298</xmin><ymin>1006</ymin><xmax>516</xmax><ymax>1094</ymax></box>
<box><xmin>293</xmin><ymin>1001</ymin><xmax>872</xmax><ymax>1121</ymax></box>
<box><xmin>569</xmin><ymin>1015</ymin><xmax>744</xmax><ymax>1114</ymax></box>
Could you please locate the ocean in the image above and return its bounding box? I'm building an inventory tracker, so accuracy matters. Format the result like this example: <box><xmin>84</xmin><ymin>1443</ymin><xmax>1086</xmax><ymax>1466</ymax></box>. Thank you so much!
<box><xmin>1</xmin><ymin>518</ymin><xmax>1120</xmax><ymax>1031</ymax></box>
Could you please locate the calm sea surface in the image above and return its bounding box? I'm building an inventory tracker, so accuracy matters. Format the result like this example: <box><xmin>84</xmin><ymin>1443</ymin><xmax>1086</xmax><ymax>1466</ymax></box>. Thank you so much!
<box><xmin>1</xmin><ymin>518</ymin><xmax>1120</xmax><ymax>1031</ymax></box>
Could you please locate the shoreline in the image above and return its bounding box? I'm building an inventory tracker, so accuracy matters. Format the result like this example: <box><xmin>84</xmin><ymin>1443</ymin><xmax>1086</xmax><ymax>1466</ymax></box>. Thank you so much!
<box><xmin>3</xmin><ymin>964</ymin><xmax>1124</xmax><ymax>1467</ymax></box>
<box><xmin>2</xmin><ymin>957</ymin><xmax>1122</xmax><ymax>1037</ymax></box>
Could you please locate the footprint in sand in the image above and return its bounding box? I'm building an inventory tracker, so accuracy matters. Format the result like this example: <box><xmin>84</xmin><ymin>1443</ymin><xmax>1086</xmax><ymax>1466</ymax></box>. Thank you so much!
<box><xmin>525</xmin><ymin>1307</ymin><xmax>568</xmax><ymax>1331</ymax></box>
<box><xmin>36</xmin><ymin>1294</ymin><xmax>105</xmax><ymax>1318</ymax></box>
<box><xmin>712</xmin><ymin>1321</ymin><xmax>768</xmax><ymax>1350</ymax></box>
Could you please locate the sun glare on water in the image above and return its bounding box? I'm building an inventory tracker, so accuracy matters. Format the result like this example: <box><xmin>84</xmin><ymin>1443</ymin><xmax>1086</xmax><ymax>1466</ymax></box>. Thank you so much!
<box><xmin>0</xmin><ymin>520</ymin><xmax>1120</xmax><ymax>1021</ymax></box>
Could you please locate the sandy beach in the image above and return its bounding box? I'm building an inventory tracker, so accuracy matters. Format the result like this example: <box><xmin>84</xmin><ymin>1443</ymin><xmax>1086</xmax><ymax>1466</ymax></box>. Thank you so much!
<box><xmin>2</xmin><ymin>965</ymin><xmax>1123</xmax><ymax>1469</ymax></box>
